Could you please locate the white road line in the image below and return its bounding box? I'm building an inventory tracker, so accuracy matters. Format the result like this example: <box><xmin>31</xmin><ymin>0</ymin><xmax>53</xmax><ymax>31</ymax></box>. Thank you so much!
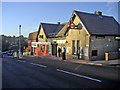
<box><xmin>30</xmin><ymin>63</ymin><xmax>34</xmax><ymax>65</ymax></box>
<box><xmin>35</xmin><ymin>64</ymin><xmax>47</xmax><ymax>68</ymax></box>
<box><xmin>30</xmin><ymin>63</ymin><xmax>47</xmax><ymax>68</ymax></box>
<box><xmin>56</xmin><ymin>69</ymin><xmax>102</xmax><ymax>83</ymax></box>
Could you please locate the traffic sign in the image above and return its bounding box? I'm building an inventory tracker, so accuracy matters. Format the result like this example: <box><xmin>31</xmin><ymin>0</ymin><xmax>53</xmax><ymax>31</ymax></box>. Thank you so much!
<box><xmin>70</xmin><ymin>22</ymin><xmax>75</xmax><ymax>29</ymax></box>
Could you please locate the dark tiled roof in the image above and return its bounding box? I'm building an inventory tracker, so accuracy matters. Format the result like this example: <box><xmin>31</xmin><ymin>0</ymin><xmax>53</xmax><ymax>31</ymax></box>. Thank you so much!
<box><xmin>41</xmin><ymin>23</ymin><xmax>65</xmax><ymax>37</ymax></box>
<box><xmin>28</xmin><ymin>31</ymin><xmax>38</xmax><ymax>40</ymax></box>
<box><xmin>56</xmin><ymin>22</ymin><xmax>69</xmax><ymax>37</ymax></box>
<box><xmin>75</xmin><ymin>10</ymin><xmax>120</xmax><ymax>35</ymax></box>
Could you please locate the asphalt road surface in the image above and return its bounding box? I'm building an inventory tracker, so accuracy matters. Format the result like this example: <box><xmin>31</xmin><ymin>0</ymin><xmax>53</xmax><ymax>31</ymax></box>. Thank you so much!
<box><xmin>2</xmin><ymin>55</ymin><xmax>120</xmax><ymax>88</ymax></box>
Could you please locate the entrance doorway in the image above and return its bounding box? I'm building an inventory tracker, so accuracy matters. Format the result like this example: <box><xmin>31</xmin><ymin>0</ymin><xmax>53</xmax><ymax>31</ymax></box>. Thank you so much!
<box><xmin>34</xmin><ymin>48</ymin><xmax>36</xmax><ymax>55</ymax></box>
<box><xmin>52</xmin><ymin>44</ymin><xmax>57</xmax><ymax>56</ymax></box>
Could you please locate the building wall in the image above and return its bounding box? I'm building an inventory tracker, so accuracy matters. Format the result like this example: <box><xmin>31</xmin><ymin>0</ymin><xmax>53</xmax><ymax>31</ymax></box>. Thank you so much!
<box><xmin>118</xmin><ymin>40</ymin><xmax>120</xmax><ymax>58</ymax></box>
<box><xmin>65</xmin><ymin>13</ymin><xmax>90</xmax><ymax>60</ymax></box>
<box><xmin>47</xmin><ymin>37</ymin><xmax>66</xmax><ymax>56</ymax></box>
<box><xmin>28</xmin><ymin>39</ymin><xmax>36</xmax><ymax>52</ymax></box>
<box><xmin>38</xmin><ymin>25</ymin><xmax>47</xmax><ymax>42</ymax></box>
<box><xmin>89</xmin><ymin>35</ymin><xmax>119</xmax><ymax>60</ymax></box>
<box><xmin>34</xmin><ymin>26</ymin><xmax>52</xmax><ymax>56</ymax></box>
<box><xmin>28</xmin><ymin>40</ymin><xmax>32</xmax><ymax>49</ymax></box>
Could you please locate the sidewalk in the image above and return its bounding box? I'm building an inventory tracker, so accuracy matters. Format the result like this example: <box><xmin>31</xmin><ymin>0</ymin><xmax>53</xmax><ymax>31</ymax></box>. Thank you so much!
<box><xmin>24</xmin><ymin>55</ymin><xmax>120</xmax><ymax>67</ymax></box>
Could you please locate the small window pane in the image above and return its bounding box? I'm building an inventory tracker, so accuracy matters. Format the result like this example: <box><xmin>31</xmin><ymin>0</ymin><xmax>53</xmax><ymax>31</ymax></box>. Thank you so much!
<box><xmin>92</xmin><ymin>50</ymin><xmax>97</xmax><ymax>56</ymax></box>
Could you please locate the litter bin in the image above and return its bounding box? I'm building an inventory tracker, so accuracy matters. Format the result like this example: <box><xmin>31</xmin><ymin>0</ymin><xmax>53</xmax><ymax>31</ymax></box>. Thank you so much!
<box><xmin>105</xmin><ymin>53</ymin><xmax>109</xmax><ymax>61</ymax></box>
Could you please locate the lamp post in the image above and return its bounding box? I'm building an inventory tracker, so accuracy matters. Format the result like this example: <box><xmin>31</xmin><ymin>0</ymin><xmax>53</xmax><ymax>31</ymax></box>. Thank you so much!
<box><xmin>19</xmin><ymin>25</ymin><xmax>22</xmax><ymax>59</ymax></box>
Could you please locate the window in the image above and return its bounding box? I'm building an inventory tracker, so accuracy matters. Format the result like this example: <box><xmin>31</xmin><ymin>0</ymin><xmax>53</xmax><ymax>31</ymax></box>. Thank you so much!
<box><xmin>39</xmin><ymin>35</ymin><xmax>43</xmax><ymax>38</ymax></box>
<box><xmin>47</xmin><ymin>45</ymin><xmax>51</xmax><ymax>54</ymax></box>
<box><xmin>77</xmin><ymin>40</ymin><xmax>80</xmax><ymax>49</ymax></box>
<box><xmin>72</xmin><ymin>40</ymin><xmax>75</xmax><ymax>54</ymax></box>
<box><xmin>92</xmin><ymin>50</ymin><xmax>97</xmax><ymax>56</ymax></box>
<box><xmin>86</xmin><ymin>35</ymin><xmax>89</xmax><ymax>46</ymax></box>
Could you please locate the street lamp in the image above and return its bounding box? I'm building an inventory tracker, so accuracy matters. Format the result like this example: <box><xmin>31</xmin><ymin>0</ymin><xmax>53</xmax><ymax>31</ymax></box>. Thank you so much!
<box><xmin>18</xmin><ymin>25</ymin><xmax>22</xmax><ymax>59</ymax></box>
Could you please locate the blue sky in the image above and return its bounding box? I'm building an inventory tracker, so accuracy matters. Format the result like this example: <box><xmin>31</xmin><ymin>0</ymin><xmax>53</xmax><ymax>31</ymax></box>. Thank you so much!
<box><xmin>2</xmin><ymin>2</ymin><xmax>119</xmax><ymax>37</ymax></box>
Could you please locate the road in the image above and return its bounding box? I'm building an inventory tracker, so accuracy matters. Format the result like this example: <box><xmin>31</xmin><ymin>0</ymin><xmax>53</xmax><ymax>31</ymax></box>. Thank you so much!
<box><xmin>2</xmin><ymin>55</ymin><xmax>120</xmax><ymax>88</ymax></box>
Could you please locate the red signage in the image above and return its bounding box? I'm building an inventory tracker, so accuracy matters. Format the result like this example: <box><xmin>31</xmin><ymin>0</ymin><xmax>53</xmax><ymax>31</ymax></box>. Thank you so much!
<box><xmin>70</xmin><ymin>22</ymin><xmax>75</xmax><ymax>29</ymax></box>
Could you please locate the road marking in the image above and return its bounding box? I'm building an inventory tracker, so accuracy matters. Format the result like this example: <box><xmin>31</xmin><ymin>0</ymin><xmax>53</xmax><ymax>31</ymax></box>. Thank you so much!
<box><xmin>30</xmin><ymin>63</ymin><xmax>47</xmax><ymax>68</ymax></box>
<box><xmin>30</xmin><ymin>62</ymin><xmax>34</xmax><ymax>65</ymax></box>
<box><xmin>35</xmin><ymin>64</ymin><xmax>47</xmax><ymax>68</ymax></box>
<box><xmin>56</xmin><ymin>69</ymin><xmax>102</xmax><ymax>83</ymax></box>
<box><xmin>17</xmin><ymin>60</ymin><xmax>26</xmax><ymax>63</ymax></box>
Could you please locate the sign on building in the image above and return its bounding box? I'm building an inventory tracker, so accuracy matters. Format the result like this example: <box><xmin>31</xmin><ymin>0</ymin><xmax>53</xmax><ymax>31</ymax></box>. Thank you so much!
<box><xmin>84</xmin><ymin>48</ymin><xmax>88</xmax><ymax>56</ymax></box>
<box><xmin>31</xmin><ymin>42</ymin><xmax>38</xmax><ymax>47</ymax></box>
<box><xmin>32</xmin><ymin>42</ymin><xmax>51</xmax><ymax>47</ymax></box>
<box><xmin>53</xmin><ymin>40</ymin><xmax>66</xmax><ymax>45</ymax></box>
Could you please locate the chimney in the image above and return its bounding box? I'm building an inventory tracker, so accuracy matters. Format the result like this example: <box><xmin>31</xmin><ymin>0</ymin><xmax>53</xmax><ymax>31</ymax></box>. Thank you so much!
<box><xmin>96</xmin><ymin>11</ymin><xmax>102</xmax><ymax>15</ymax></box>
<box><xmin>57</xmin><ymin>22</ymin><xmax>60</xmax><ymax>24</ymax></box>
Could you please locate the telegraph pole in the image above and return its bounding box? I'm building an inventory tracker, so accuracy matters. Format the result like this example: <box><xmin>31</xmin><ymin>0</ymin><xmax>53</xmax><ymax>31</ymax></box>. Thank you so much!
<box><xmin>19</xmin><ymin>25</ymin><xmax>21</xmax><ymax>53</ymax></box>
<box><xmin>19</xmin><ymin>25</ymin><xmax>22</xmax><ymax>59</ymax></box>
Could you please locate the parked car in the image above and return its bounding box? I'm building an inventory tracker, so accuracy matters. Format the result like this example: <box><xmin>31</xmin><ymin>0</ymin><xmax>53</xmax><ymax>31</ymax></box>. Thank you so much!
<box><xmin>2</xmin><ymin>51</ymin><xmax>7</xmax><ymax>54</ymax></box>
<box><xmin>7</xmin><ymin>50</ymin><xmax>14</xmax><ymax>56</ymax></box>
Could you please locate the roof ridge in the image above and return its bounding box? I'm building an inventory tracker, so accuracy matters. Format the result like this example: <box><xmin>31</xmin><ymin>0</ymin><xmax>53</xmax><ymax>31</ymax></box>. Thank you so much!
<box><xmin>74</xmin><ymin>10</ymin><xmax>113</xmax><ymax>18</ymax></box>
<box><xmin>41</xmin><ymin>22</ymin><xmax>64</xmax><ymax>25</ymax></box>
<box><xmin>29</xmin><ymin>31</ymin><xmax>38</xmax><ymax>34</ymax></box>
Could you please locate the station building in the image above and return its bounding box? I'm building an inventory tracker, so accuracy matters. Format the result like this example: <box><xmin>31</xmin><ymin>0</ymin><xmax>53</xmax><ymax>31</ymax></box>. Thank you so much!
<box><xmin>29</xmin><ymin>10</ymin><xmax>120</xmax><ymax>60</ymax></box>
<box><xmin>64</xmin><ymin>10</ymin><xmax>120</xmax><ymax>60</ymax></box>
<box><xmin>31</xmin><ymin>22</ymin><xmax>67</xmax><ymax>56</ymax></box>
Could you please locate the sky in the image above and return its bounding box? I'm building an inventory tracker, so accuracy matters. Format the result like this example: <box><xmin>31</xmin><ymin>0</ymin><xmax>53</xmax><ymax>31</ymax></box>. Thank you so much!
<box><xmin>1</xmin><ymin>2</ymin><xmax>119</xmax><ymax>37</ymax></box>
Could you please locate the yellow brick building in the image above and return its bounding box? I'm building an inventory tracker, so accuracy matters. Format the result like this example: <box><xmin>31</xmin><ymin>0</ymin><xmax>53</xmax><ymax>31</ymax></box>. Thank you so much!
<box><xmin>63</xmin><ymin>10</ymin><xmax>120</xmax><ymax>60</ymax></box>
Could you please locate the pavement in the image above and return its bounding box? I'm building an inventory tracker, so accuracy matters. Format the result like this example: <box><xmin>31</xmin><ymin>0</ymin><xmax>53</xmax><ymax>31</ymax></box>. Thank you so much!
<box><xmin>23</xmin><ymin>55</ymin><xmax>120</xmax><ymax>67</ymax></box>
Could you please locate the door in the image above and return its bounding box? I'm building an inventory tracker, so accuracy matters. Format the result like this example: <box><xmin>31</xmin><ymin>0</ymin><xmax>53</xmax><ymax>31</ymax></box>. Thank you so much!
<box><xmin>52</xmin><ymin>44</ymin><xmax>57</xmax><ymax>56</ymax></box>
<box><xmin>34</xmin><ymin>48</ymin><xmax>36</xmax><ymax>55</ymax></box>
